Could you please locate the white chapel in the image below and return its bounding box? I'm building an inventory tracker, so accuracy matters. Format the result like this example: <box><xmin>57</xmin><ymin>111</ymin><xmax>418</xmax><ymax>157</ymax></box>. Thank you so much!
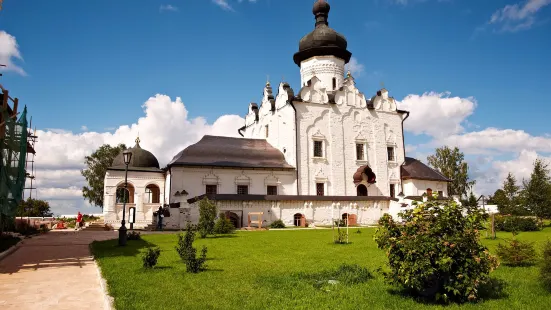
<box><xmin>103</xmin><ymin>1</ymin><xmax>451</xmax><ymax>229</ymax></box>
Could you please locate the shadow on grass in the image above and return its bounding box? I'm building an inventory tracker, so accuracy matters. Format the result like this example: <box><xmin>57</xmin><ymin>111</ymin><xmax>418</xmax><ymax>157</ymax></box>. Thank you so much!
<box><xmin>90</xmin><ymin>239</ymin><xmax>157</xmax><ymax>258</ymax></box>
<box><xmin>387</xmin><ymin>277</ymin><xmax>508</xmax><ymax>305</ymax></box>
<box><xmin>207</xmin><ymin>234</ymin><xmax>239</xmax><ymax>239</ymax></box>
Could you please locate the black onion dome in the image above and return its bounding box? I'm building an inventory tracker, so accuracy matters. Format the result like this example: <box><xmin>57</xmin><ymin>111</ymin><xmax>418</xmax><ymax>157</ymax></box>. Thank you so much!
<box><xmin>111</xmin><ymin>139</ymin><xmax>160</xmax><ymax>170</ymax></box>
<box><xmin>293</xmin><ymin>0</ymin><xmax>352</xmax><ymax>66</ymax></box>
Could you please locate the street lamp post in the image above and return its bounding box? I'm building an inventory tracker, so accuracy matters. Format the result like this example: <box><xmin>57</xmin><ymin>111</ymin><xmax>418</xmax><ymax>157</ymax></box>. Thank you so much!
<box><xmin>118</xmin><ymin>149</ymin><xmax>132</xmax><ymax>246</ymax></box>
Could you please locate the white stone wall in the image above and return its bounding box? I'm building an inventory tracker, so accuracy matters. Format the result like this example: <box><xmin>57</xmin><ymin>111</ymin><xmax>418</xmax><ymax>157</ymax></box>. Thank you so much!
<box><xmin>168</xmin><ymin>167</ymin><xmax>297</xmax><ymax>201</ymax></box>
<box><xmin>402</xmin><ymin>179</ymin><xmax>448</xmax><ymax>197</ymax></box>
<box><xmin>103</xmin><ymin>170</ymin><xmax>165</xmax><ymax>229</ymax></box>
<box><xmin>299</xmin><ymin>56</ymin><xmax>345</xmax><ymax>90</ymax></box>
<box><xmin>186</xmin><ymin>199</ymin><xmax>390</xmax><ymax>227</ymax></box>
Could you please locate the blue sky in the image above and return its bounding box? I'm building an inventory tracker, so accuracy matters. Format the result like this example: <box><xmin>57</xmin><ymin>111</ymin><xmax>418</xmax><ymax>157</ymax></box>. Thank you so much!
<box><xmin>1</xmin><ymin>0</ymin><xmax>550</xmax><ymax>214</ymax></box>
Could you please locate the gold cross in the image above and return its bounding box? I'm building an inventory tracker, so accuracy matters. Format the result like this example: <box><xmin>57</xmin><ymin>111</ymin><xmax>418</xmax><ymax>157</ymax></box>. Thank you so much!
<box><xmin>380</xmin><ymin>81</ymin><xmax>385</xmax><ymax>88</ymax></box>
<box><xmin>135</xmin><ymin>132</ymin><xmax>140</xmax><ymax>144</ymax></box>
<box><xmin>266</xmin><ymin>75</ymin><xmax>270</xmax><ymax>86</ymax></box>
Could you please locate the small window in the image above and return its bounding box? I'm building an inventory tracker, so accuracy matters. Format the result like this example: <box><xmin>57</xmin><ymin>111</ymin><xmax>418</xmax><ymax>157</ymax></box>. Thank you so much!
<box><xmin>387</xmin><ymin>147</ymin><xmax>395</xmax><ymax>161</ymax></box>
<box><xmin>390</xmin><ymin>184</ymin><xmax>396</xmax><ymax>198</ymax></box>
<box><xmin>316</xmin><ymin>183</ymin><xmax>325</xmax><ymax>196</ymax></box>
<box><xmin>205</xmin><ymin>185</ymin><xmax>217</xmax><ymax>195</ymax></box>
<box><xmin>332</xmin><ymin>77</ymin><xmax>336</xmax><ymax>90</ymax></box>
<box><xmin>265</xmin><ymin>125</ymin><xmax>269</xmax><ymax>138</ymax></box>
<box><xmin>314</xmin><ymin>140</ymin><xmax>323</xmax><ymax>157</ymax></box>
<box><xmin>267</xmin><ymin>185</ymin><xmax>278</xmax><ymax>195</ymax></box>
<box><xmin>237</xmin><ymin>185</ymin><xmax>249</xmax><ymax>195</ymax></box>
<box><xmin>307</xmin><ymin>80</ymin><xmax>312</xmax><ymax>87</ymax></box>
<box><xmin>426</xmin><ymin>188</ymin><xmax>433</xmax><ymax>197</ymax></box>
<box><xmin>438</xmin><ymin>190</ymin><xmax>443</xmax><ymax>197</ymax></box>
<box><xmin>356</xmin><ymin>143</ymin><xmax>365</xmax><ymax>160</ymax></box>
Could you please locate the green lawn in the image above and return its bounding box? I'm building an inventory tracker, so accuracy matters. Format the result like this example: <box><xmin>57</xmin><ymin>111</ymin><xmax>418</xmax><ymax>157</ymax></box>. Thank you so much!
<box><xmin>91</xmin><ymin>227</ymin><xmax>551</xmax><ymax>310</ymax></box>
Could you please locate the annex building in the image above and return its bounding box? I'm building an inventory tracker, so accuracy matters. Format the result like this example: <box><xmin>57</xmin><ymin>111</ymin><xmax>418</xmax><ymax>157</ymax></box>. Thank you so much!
<box><xmin>103</xmin><ymin>1</ymin><xmax>451</xmax><ymax>229</ymax></box>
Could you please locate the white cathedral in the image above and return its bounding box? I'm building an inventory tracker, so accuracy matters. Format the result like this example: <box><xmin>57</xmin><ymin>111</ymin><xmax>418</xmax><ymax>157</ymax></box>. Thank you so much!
<box><xmin>103</xmin><ymin>1</ymin><xmax>451</xmax><ymax>230</ymax></box>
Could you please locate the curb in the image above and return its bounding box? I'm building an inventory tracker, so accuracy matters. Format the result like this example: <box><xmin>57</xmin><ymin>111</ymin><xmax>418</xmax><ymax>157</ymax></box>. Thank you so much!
<box><xmin>0</xmin><ymin>239</ymin><xmax>24</xmax><ymax>262</ymax></box>
<box><xmin>94</xmin><ymin>259</ymin><xmax>115</xmax><ymax>310</ymax></box>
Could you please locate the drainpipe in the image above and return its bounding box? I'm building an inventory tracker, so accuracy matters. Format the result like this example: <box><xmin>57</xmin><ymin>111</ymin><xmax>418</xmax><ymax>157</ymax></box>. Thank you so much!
<box><xmin>289</xmin><ymin>99</ymin><xmax>300</xmax><ymax>195</ymax></box>
<box><xmin>238</xmin><ymin>125</ymin><xmax>246</xmax><ymax>137</ymax></box>
<box><xmin>399</xmin><ymin>111</ymin><xmax>410</xmax><ymax>194</ymax></box>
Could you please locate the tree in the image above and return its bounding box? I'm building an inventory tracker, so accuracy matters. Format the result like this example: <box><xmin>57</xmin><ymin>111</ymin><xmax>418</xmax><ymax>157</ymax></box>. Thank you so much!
<box><xmin>427</xmin><ymin>146</ymin><xmax>476</xmax><ymax>199</ymax></box>
<box><xmin>496</xmin><ymin>173</ymin><xmax>529</xmax><ymax>215</ymax></box>
<box><xmin>522</xmin><ymin>159</ymin><xmax>551</xmax><ymax>220</ymax></box>
<box><xmin>197</xmin><ymin>197</ymin><xmax>217</xmax><ymax>238</ymax></box>
<box><xmin>17</xmin><ymin>198</ymin><xmax>53</xmax><ymax>217</ymax></box>
<box><xmin>490</xmin><ymin>189</ymin><xmax>508</xmax><ymax>211</ymax></box>
<box><xmin>461</xmin><ymin>192</ymin><xmax>479</xmax><ymax>213</ymax></box>
<box><xmin>81</xmin><ymin>143</ymin><xmax>126</xmax><ymax>208</ymax></box>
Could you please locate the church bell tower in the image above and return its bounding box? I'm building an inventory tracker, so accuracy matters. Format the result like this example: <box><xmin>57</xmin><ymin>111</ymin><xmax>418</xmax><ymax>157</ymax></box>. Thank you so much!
<box><xmin>293</xmin><ymin>0</ymin><xmax>352</xmax><ymax>92</ymax></box>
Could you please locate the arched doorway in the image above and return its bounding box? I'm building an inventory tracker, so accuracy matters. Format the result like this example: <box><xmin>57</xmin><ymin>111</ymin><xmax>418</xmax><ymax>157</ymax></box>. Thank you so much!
<box><xmin>293</xmin><ymin>213</ymin><xmax>306</xmax><ymax>227</ymax></box>
<box><xmin>426</xmin><ymin>188</ymin><xmax>433</xmax><ymax>197</ymax></box>
<box><xmin>342</xmin><ymin>213</ymin><xmax>358</xmax><ymax>226</ymax></box>
<box><xmin>225</xmin><ymin>211</ymin><xmax>241</xmax><ymax>228</ymax></box>
<box><xmin>357</xmin><ymin>184</ymin><xmax>368</xmax><ymax>196</ymax></box>
<box><xmin>145</xmin><ymin>184</ymin><xmax>161</xmax><ymax>203</ymax></box>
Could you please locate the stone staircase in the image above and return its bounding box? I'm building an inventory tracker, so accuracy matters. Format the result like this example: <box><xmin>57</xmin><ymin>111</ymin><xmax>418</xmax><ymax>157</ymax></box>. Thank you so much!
<box><xmin>82</xmin><ymin>221</ymin><xmax>112</xmax><ymax>231</ymax></box>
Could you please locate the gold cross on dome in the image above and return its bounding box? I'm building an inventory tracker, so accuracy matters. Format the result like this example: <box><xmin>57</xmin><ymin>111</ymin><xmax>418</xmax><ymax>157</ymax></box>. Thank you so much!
<box><xmin>135</xmin><ymin>134</ymin><xmax>140</xmax><ymax>145</ymax></box>
<box><xmin>380</xmin><ymin>81</ymin><xmax>385</xmax><ymax>88</ymax></box>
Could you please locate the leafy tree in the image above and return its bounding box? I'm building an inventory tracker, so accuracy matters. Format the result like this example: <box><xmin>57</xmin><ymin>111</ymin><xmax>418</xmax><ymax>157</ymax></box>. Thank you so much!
<box><xmin>427</xmin><ymin>146</ymin><xmax>475</xmax><ymax>199</ymax></box>
<box><xmin>497</xmin><ymin>173</ymin><xmax>529</xmax><ymax>215</ymax></box>
<box><xmin>522</xmin><ymin>159</ymin><xmax>551</xmax><ymax>220</ymax></box>
<box><xmin>81</xmin><ymin>143</ymin><xmax>126</xmax><ymax>208</ymax></box>
<box><xmin>461</xmin><ymin>192</ymin><xmax>479</xmax><ymax>213</ymax></box>
<box><xmin>375</xmin><ymin>198</ymin><xmax>498</xmax><ymax>303</ymax></box>
<box><xmin>197</xmin><ymin>197</ymin><xmax>217</xmax><ymax>238</ymax></box>
<box><xmin>16</xmin><ymin>198</ymin><xmax>53</xmax><ymax>217</ymax></box>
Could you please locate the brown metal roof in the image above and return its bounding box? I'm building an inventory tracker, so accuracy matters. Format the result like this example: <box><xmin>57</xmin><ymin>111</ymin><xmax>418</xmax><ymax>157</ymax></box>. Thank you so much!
<box><xmin>187</xmin><ymin>194</ymin><xmax>397</xmax><ymax>204</ymax></box>
<box><xmin>401</xmin><ymin>157</ymin><xmax>451</xmax><ymax>182</ymax></box>
<box><xmin>168</xmin><ymin>135</ymin><xmax>294</xmax><ymax>169</ymax></box>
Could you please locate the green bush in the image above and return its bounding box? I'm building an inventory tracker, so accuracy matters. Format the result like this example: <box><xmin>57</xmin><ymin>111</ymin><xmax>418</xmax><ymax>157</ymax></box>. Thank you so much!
<box><xmin>142</xmin><ymin>247</ymin><xmax>161</xmax><ymax>268</ymax></box>
<box><xmin>495</xmin><ymin>216</ymin><xmax>540</xmax><ymax>232</ymax></box>
<box><xmin>496</xmin><ymin>237</ymin><xmax>538</xmax><ymax>266</ymax></box>
<box><xmin>127</xmin><ymin>231</ymin><xmax>141</xmax><ymax>240</ymax></box>
<box><xmin>0</xmin><ymin>233</ymin><xmax>21</xmax><ymax>252</ymax></box>
<box><xmin>540</xmin><ymin>240</ymin><xmax>551</xmax><ymax>291</ymax></box>
<box><xmin>175</xmin><ymin>223</ymin><xmax>207</xmax><ymax>273</ymax></box>
<box><xmin>14</xmin><ymin>221</ymin><xmax>39</xmax><ymax>236</ymax></box>
<box><xmin>374</xmin><ymin>199</ymin><xmax>499</xmax><ymax>303</ymax></box>
<box><xmin>213</xmin><ymin>213</ymin><xmax>235</xmax><ymax>234</ymax></box>
<box><xmin>198</xmin><ymin>198</ymin><xmax>217</xmax><ymax>238</ymax></box>
<box><xmin>269</xmin><ymin>219</ymin><xmax>285</xmax><ymax>228</ymax></box>
<box><xmin>334</xmin><ymin>226</ymin><xmax>347</xmax><ymax>244</ymax></box>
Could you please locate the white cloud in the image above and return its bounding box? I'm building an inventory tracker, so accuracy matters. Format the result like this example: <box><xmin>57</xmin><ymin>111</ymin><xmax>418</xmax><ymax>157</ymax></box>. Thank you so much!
<box><xmin>344</xmin><ymin>57</ymin><xmax>365</xmax><ymax>77</ymax></box>
<box><xmin>398</xmin><ymin>92</ymin><xmax>477</xmax><ymax>138</ymax></box>
<box><xmin>0</xmin><ymin>31</ymin><xmax>25</xmax><ymax>76</ymax></box>
<box><xmin>488</xmin><ymin>0</ymin><xmax>551</xmax><ymax>32</ymax></box>
<box><xmin>213</xmin><ymin>0</ymin><xmax>234</xmax><ymax>11</ymax></box>
<box><xmin>159</xmin><ymin>4</ymin><xmax>179</xmax><ymax>12</ymax></box>
<box><xmin>81</xmin><ymin>125</ymin><xmax>88</xmax><ymax>131</ymax></box>
<box><xmin>34</xmin><ymin>94</ymin><xmax>243</xmax><ymax>215</ymax></box>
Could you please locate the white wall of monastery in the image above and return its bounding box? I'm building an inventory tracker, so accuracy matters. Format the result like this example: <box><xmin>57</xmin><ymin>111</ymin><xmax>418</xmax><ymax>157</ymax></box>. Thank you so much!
<box><xmin>402</xmin><ymin>179</ymin><xmax>448</xmax><ymax>197</ymax></box>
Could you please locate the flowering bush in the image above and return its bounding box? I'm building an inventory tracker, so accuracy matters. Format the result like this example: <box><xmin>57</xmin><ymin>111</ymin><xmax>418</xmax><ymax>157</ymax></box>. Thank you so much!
<box><xmin>374</xmin><ymin>199</ymin><xmax>499</xmax><ymax>303</ymax></box>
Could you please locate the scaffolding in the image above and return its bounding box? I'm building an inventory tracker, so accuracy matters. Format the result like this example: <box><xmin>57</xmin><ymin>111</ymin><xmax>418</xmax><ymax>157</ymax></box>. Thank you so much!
<box><xmin>23</xmin><ymin>119</ymin><xmax>37</xmax><ymax>199</ymax></box>
<box><xmin>0</xmin><ymin>84</ymin><xmax>29</xmax><ymax>232</ymax></box>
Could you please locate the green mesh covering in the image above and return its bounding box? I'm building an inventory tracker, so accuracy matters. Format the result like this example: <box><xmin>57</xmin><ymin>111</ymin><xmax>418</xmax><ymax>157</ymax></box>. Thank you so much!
<box><xmin>0</xmin><ymin>105</ymin><xmax>28</xmax><ymax>225</ymax></box>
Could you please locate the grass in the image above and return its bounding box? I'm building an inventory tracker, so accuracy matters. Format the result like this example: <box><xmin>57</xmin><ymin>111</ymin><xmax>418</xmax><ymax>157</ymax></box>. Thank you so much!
<box><xmin>0</xmin><ymin>234</ymin><xmax>21</xmax><ymax>253</ymax></box>
<box><xmin>91</xmin><ymin>227</ymin><xmax>551</xmax><ymax>310</ymax></box>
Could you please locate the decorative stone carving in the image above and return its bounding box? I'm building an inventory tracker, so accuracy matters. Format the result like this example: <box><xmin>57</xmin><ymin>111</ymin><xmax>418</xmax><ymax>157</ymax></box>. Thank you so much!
<box><xmin>264</xmin><ymin>172</ymin><xmax>280</xmax><ymax>186</ymax></box>
<box><xmin>202</xmin><ymin>170</ymin><xmax>219</xmax><ymax>185</ymax></box>
<box><xmin>235</xmin><ymin>170</ymin><xmax>251</xmax><ymax>185</ymax></box>
<box><xmin>334</xmin><ymin>75</ymin><xmax>367</xmax><ymax>107</ymax></box>
<box><xmin>299</xmin><ymin>76</ymin><xmax>329</xmax><ymax>104</ymax></box>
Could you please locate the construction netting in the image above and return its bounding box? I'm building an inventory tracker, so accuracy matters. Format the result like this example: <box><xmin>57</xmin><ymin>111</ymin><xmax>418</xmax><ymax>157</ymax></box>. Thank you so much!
<box><xmin>0</xmin><ymin>102</ymin><xmax>28</xmax><ymax>231</ymax></box>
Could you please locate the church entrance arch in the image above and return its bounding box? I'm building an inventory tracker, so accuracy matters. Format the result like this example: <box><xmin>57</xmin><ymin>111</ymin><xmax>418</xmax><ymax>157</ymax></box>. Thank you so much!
<box><xmin>293</xmin><ymin>213</ymin><xmax>306</xmax><ymax>227</ymax></box>
<box><xmin>357</xmin><ymin>184</ymin><xmax>368</xmax><ymax>196</ymax></box>
<box><xmin>225</xmin><ymin>211</ymin><xmax>241</xmax><ymax>229</ymax></box>
<box><xmin>342</xmin><ymin>213</ymin><xmax>358</xmax><ymax>226</ymax></box>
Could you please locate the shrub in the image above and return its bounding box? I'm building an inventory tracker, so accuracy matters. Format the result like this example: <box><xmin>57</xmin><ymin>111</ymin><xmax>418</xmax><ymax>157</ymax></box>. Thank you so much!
<box><xmin>540</xmin><ymin>240</ymin><xmax>551</xmax><ymax>291</ymax></box>
<box><xmin>127</xmin><ymin>231</ymin><xmax>141</xmax><ymax>240</ymax></box>
<box><xmin>14</xmin><ymin>221</ymin><xmax>39</xmax><ymax>236</ymax></box>
<box><xmin>175</xmin><ymin>223</ymin><xmax>207</xmax><ymax>273</ymax></box>
<box><xmin>269</xmin><ymin>219</ymin><xmax>286</xmax><ymax>229</ymax></box>
<box><xmin>142</xmin><ymin>247</ymin><xmax>161</xmax><ymax>268</ymax></box>
<box><xmin>374</xmin><ymin>198</ymin><xmax>499</xmax><ymax>303</ymax></box>
<box><xmin>495</xmin><ymin>215</ymin><xmax>539</xmax><ymax>232</ymax></box>
<box><xmin>0</xmin><ymin>233</ymin><xmax>21</xmax><ymax>252</ymax></box>
<box><xmin>198</xmin><ymin>198</ymin><xmax>217</xmax><ymax>238</ymax></box>
<box><xmin>496</xmin><ymin>235</ymin><xmax>538</xmax><ymax>266</ymax></box>
<box><xmin>39</xmin><ymin>224</ymin><xmax>49</xmax><ymax>234</ymax></box>
<box><xmin>334</xmin><ymin>219</ymin><xmax>346</xmax><ymax>227</ymax></box>
<box><xmin>213</xmin><ymin>213</ymin><xmax>235</xmax><ymax>234</ymax></box>
<box><xmin>334</xmin><ymin>226</ymin><xmax>347</xmax><ymax>244</ymax></box>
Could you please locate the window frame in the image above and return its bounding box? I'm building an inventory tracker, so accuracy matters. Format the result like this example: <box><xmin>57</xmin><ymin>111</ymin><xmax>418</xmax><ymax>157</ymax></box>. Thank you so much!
<box><xmin>237</xmin><ymin>185</ymin><xmax>249</xmax><ymax>195</ymax></box>
<box><xmin>387</xmin><ymin>146</ymin><xmax>395</xmax><ymax>162</ymax></box>
<box><xmin>389</xmin><ymin>184</ymin><xmax>396</xmax><ymax>198</ymax></box>
<box><xmin>267</xmin><ymin>185</ymin><xmax>278</xmax><ymax>195</ymax></box>
<box><xmin>356</xmin><ymin>143</ymin><xmax>366</xmax><ymax>161</ymax></box>
<box><xmin>205</xmin><ymin>184</ymin><xmax>218</xmax><ymax>195</ymax></box>
<box><xmin>313</xmin><ymin>140</ymin><xmax>324</xmax><ymax>158</ymax></box>
<box><xmin>316</xmin><ymin>183</ymin><xmax>325</xmax><ymax>196</ymax></box>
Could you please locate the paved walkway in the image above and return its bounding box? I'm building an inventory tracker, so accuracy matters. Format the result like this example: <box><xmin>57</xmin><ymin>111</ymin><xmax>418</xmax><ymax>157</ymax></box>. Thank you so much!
<box><xmin>0</xmin><ymin>230</ymin><xmax>118</xmax><ymax>310</ymax></box>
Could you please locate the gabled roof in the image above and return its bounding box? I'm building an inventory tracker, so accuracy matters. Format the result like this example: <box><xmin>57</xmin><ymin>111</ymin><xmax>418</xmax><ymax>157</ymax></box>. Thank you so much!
<box><xmin>168</xmin><ymin>135</ymin><xmax>294</xmax><ymax>170</ymax></box>
<box><xmin>401</xmin><ymin>157</ymin><xmax>451</xmax><ymax>182</ymax></box>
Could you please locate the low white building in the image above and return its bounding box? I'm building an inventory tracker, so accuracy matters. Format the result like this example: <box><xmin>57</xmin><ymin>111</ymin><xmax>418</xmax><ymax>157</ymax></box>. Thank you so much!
<box><xmin>103</xmin><ymin>1</ymin><xmax>451</xmax><ymax>229</ymax></box>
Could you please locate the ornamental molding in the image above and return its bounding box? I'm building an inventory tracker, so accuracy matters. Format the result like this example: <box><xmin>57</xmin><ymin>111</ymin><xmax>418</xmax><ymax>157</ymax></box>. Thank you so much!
<box><xmin>235</xmin><ymin>170</ymin><xmax>251</xmax><ymax>185</ymax></box>
<box><xmin>202</xmin><ymin>170</ymin><xmax>220</xmax><ymax>185</ymax></box>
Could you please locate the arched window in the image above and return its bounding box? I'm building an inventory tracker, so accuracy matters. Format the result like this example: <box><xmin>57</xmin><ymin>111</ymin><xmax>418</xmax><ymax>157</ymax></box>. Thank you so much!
<box><xmin>294</xmin><ymin>213</ymin><xmax>305</xmax><ymax>227</ymax></box>
<box><xmin>116</xmin><ymin>183</ymin><xmax>135</xmax><ymax>204</ymax></box>
<box><xmin>145</xmin><ymin>184</ymin><xmax>160</xmax><ymax>204</ymax></box>
<box><xmin>332</xmin><ymin>77</ymin><xmax>337</xmax><ymax>90</ymax></box>
<box><xmin>357</xmin><ymin>184</ymin><xmax>368</xmax><ymax>196</ymax></box>
<box><xmin>426</xmin><ymin>188</ymin><xmax>433</xmax><ymax>197</ymax></box>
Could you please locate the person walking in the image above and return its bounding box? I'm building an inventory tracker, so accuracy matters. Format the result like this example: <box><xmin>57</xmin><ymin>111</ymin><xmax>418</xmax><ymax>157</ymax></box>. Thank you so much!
<box><xmin>157</xmin><ymin>206</ymin><xmax>164</xmax><ymax>231</ymax></box>
<box><xmin>75</xmin><ymin>212</ymin><xmax>82</xmax><ymax>231</ymax></box>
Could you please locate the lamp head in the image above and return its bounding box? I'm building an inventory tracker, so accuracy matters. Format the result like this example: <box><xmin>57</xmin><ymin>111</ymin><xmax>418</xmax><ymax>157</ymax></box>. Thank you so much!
<box><xmin>123</xmin><ymin>150</ymin><xmax>132</xmax><ymax>166</ymax></box>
